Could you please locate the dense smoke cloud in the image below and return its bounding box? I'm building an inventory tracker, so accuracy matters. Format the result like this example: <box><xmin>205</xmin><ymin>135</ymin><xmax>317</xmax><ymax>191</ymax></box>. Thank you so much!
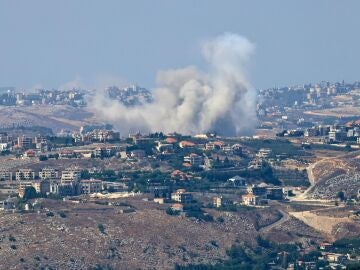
<box><xmin>90</xmin><ymin>33</ymin><xmax>257</xmax><ymax>136</ymax></box>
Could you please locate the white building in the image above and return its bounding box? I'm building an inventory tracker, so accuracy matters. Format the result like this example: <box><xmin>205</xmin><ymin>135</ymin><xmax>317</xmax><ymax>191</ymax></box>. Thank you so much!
<box><xmin>171</xmin><ymin>189</ymin><xmax>193</xmax><ymax>203</ymax></box>
<box><xmin>0</xmin><ymin>170</ymin><xmax>13</xmax><ymax>181</ymax></box>
<box><xmin>16</xmin><ymin>169</ymin><xmax>36</xmax><ymax>181</ymax></box>
<box><xmin>80</xmin><ymin>179</ymin><xmax>103</xmax><ymax>194</ymax></box>
<box><xmin>39</xmin><ymin>168</ymin><xmax>59</xmax><ymax>180</ymax></box>
<box><xmin>183</xmin><ymin>153</ymin><xmax>203</xmax><ymax>167</ymax></box>
<box><xmin>242</xmin><ymin>193</ymin><xmax>258</xmax><ymax>206</ymax></box>
<box><xmin>61</xmin><ymin>168</ymin><xmax>81</xmax><ymax>184</ymax></box>
<box><xmin>256</xmin><ymin>148</ymin><xmax>271</xmax><ymax>159</ymax></box>
<box><xmin>0</xmin><ymin>143</ymin><xmax>10</xmax><ymax>152</ymax></box>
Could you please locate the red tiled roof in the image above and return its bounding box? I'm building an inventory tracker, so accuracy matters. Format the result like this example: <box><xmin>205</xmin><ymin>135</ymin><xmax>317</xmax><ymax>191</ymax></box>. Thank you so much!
<box><xmin>165</xmin><ymin>137</ymin><xmax>178</xmax><ymax>144</ymax></box>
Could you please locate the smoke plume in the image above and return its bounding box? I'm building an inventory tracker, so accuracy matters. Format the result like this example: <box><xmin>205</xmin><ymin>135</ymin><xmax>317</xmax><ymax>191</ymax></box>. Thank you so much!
<box><xmin>90</xmin><ymin>33</ymin><xmax>257</xmax><ymax>136</ymax></box>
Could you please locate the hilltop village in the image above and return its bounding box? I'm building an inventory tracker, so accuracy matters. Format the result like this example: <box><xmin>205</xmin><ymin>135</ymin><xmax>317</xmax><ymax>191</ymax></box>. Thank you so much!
<box><xmin>0</xmin><ymin>82</ymin><xmax>359</xmax><ymax>269</ymax></box>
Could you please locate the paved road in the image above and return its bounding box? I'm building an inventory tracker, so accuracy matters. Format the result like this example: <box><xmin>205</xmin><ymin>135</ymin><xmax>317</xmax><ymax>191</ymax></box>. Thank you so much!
<box><xmin>259</xmin><ymin>209</ymin><xmax>290</xmax><ymax>234</ymax></box>
<box><xmin>292</xmin><ymin>150</ymin><xmax>360</xmax><ymax>201</ymax></box>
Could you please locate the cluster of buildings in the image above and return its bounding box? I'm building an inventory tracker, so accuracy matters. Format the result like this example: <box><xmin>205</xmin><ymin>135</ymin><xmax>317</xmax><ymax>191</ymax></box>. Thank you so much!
<box><xmin>0</xmin><ymin>129</ymin><xmax>124</xmax><ymax>159</ymax></box>
<box><xmin>248</xmin><ymin>148</ymin><xmax>272</xmax><ymax>169</ymax></box>
<box><xmin>73</xmin><ymin>126</ymin><xmax>121</xmax><ymax>143</ymax></box>
<box><xmin>0</xmin><ymin>167</ymin><xmax>111</xmax><ymax>197</ymax></box>
<box><xmin>0</xmin><ymin>88</ymin><xmax>86</xmax><ymax>107</ymax></box>
<box><xmin>257</xmin><ymin>80</ymin><xmax>360</xmax><ymax>136</ymax></box>
<box><xmin>151</xmin><ymin>172</ymin><xmax>285</xmax><ymax>211</ymax></box>
<box><xmin>288</xmin><ymin>242</ymin><xmax>360</xmax><ymax>270</ymax></box>
<box><xmin>281</xmin><ymin>122</ymin><xmax>360</xmax><ymax>145</ymax></box>
<box><xmin>258</xmin><ymin>81</ymin><xmax>358</xmax><ymax>118</ymax></box>
<box><xmin>151</xmin><ymin>187</ymin><xmax>194</xmax><ymax>212</ymax></box>
<box><xmin>212</xmin><ymin>176</ymin><xmax>285</xmax><ymax>208</ymax></box>
<box><xmin>0</xmin><ymin>133</ymin><xmax>49</xmax><ymax>153</ymax></box>
<box><xmin>107</xmin><ymin>85</ymin><xmax>152</xmax><ymax>106</ymax></box>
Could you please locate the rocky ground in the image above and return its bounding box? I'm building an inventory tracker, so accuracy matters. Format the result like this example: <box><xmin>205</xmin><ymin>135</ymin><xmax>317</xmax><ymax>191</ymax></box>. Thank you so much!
<box><xmin>311</xmin><ymin>173</ymin><xmax>360</xmax><ymax>199</ymax></box>
<box><xmin>0</xmin><ymin>105</ymin><xmax>97</xmax><ymax>132</ymax></box>
<box><xmin>305</xmin><ymin>150</ymin><xmax>360</xmax><ymax>199</ymax></box>
<box><xmin>0</xmin><ymin>197</ymin><xmax>357</xmax><ymax>269</ymax></box>
<box><xmin>0</xmin><ymin>198</ymin><xmax>271</xmax><ymax>270</ymax></box>
<box><xmin>262</xmin><ymin>216</ymin><xmax>325</xmax><ymax>248</ymax></box>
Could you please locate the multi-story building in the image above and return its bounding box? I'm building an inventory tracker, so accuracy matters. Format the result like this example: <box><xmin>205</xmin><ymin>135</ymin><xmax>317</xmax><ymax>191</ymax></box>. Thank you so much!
<box><xmin>205</xmin><ymin>141</ymin><xmax>224</xmax><ymax>150</ymax></box>
<box><xmin>58</xmin><ymin>183</ymin><xmax>76</xmax><ymax>196</ymax></box>
<box><xmin>40</xmin><ymin>179</ymin><xmax>59</xmax><ymax>195</ymax></box>
<box><xmin>171</xmin><ymin>189</ymin><xmax>193</xmax><ymax>204</ymax></box>
<box><xmin>93</xmin><ymin>146</ymin><xmax>116</xmax><ymax>158</ymax></box>
<box><xmin>318</xmin><ymin>125</ymin><xmax>330</xmax><ymax>136</ymax></box>
<box><xmin>228</xmin><ymin>175</ymin><xmax>246</xmax><ymax>187</ymax></box>
<box><xmin>266</xmin><ymin>187</ymin><xmax>284</xmax><ymax>200</ymax></box>
<box><xmin>213</xmin><ymin>196</ymin><xmax>232</xmax><ymax>208</ymax></box>
<box><xmin>0</xmin><ymin>132</ymin><xmax>12</xmax><ymax>143</ymax></box>
<box><xmin>17</xmin><ymin>136</ymin><xmax>33</xmax><ymax>149</ymax></box>
<box><xmin>61</xmin><ymin>168</ymin><xmax>81</xmax><ymax>185</ymax></box>
<box><xmin>304</xmin><ymin>127</ymin><xmax>318</xmax><ymax>137</ymax></box>
<box><xmin>36</xmin><ymin>141</ymin><xmax>49</xmax><ymax>152</ymax></box>
<box><xmin>88</xmin><ymin>130</ymin><xmax>120</xmax><ymax>142</ymax></box>
<box><xmin>256</xmin><ymin>148</ymin><xmax>271</xmax><ymax>159</ymax></box>
<box><xmin>16</xmin><ymin>169</ymin><xmax>36</xmax><ymax>181</ymax></box>
<box><xmin>0</xmin><ymin>142</ymin><xmax>10</xmax><ymax>152</ymax></box>
<box><xmin>18</xmin><ymin>180</ymin><xmax>41</xmax><ymax>197</ymax></box>
<box><xmin>0</xmin><ymin>170</ymin><xmax>13</xmax><ymax>181</ymax></box>
<box><xmin>183</xmin><ymin>153</ymin><xmax>203</xmax><ymax>167</ymax></box>
<box><xmin>242</xmin><ymin>193</ymin><xmax>258</xmax><ymax>206</ymax></box>
<box><xmin>329</xmin><ymin>130</ymin><xmax>347</xmax><ymax>142</ymax></box>
<box><xmin>80</xmin><ymin>179</ymin><xmax>102</xmax><ymax>194</ymax></box>
<box><xmin>39</xmin><ymin>168</ymin><xmax>59</xmax><ymax>180</ymax></box>
<box><xmin>249</xmin><ymin>185</ymin><xmax>267</xmax><ymax>197</ymax></box>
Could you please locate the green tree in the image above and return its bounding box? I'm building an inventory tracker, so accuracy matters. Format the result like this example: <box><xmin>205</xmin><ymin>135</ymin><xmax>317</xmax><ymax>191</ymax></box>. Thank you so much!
<box><xmin>98</xmin><ymin>223</ymin><xmax>106</xmax><ymax>234</ymax></box>
<box><xmin>81</xmin><ymin>170</ymin><xmax>91</xmax><ymax>179</ymax></box>
<box><xmin>337</xmin><ymin>191</ymin><xmax>346</xmax><ymax>201</ymax></box>
<box><xmin>39</xmin><ymin>155</ymin><xmax>48</xmax><ymax>161</ymax></box>
<box><xmin>23</xmin><ymin>186</ymin><xmax>37</xmax><ymax>201</ymax></box>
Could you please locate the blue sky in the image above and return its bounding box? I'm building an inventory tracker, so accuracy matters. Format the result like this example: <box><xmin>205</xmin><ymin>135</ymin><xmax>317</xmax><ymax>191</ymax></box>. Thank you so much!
<box><xmin>0</xmin><ymin>0</ymin><xmax>359</xmax><ymax>90</ymax></box>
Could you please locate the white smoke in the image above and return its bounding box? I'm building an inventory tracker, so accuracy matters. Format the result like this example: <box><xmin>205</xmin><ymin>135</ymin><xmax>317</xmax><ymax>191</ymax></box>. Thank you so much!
<box><xmin>90</xmin><ymin>33</ymin><xmax>257</xmax><ymax>136</ymax></box>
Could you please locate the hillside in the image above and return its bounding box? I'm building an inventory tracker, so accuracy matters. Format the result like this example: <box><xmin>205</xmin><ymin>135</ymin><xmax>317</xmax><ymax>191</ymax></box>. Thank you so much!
<box><xmin>307</xmin><ymin>150</ymin><xmax>360</xmax><ymax>199</ymax></box>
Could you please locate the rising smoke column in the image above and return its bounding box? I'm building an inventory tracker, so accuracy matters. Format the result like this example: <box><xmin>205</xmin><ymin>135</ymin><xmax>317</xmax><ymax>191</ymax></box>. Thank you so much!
<box><xmin>90</xmin><ymin>33</ymin><xmax>257</xmax><ymax>136</ymax></box>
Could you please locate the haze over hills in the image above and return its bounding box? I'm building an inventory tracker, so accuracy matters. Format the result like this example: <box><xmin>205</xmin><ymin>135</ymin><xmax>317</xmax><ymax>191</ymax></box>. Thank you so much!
<box><xmin>1</xmin><ymin>1</ymin><xmax>360</xmax><ymax>270</ymax></box>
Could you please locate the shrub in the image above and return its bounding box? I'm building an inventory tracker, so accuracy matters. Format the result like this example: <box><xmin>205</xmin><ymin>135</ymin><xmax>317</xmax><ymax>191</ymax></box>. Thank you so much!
<box><xmin>210</xmin><ymin>240</ymin><xmax>218</xmax><ymax>247</ymax></box>
<box><xmin>9</xmin><ymin>235</ymin><xmax>16</xmax><ymax>242</ymax></box>
<box><xmin>98</xmin><ymin>224</ymin><xmax>106</xmax><ymax>234</ymax></box>
<box><xmin>217</xmin><ymin>216</ymin><xmax>225</xmax><ymax>223</ymax></box>
<box><xmin>46</xmin><ymin>211</ymin><xmax>54</xmax><ymax>217</ymax></box>
<box><xmin>23</xmin><ymin>186</ymin><xmax>38</xmax><ymax>201</ymax></box>
<box><xmin>166</xmin><ymin>207</ymin><xmax>180</xmax><ymax>216</ymax></box>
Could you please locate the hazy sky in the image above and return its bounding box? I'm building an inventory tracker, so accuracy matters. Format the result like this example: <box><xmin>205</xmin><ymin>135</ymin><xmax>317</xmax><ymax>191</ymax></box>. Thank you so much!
<box><xmin>0</xmin><ymin>1</ymin><xmax>359</xmax><ymax>90</ymax></box>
